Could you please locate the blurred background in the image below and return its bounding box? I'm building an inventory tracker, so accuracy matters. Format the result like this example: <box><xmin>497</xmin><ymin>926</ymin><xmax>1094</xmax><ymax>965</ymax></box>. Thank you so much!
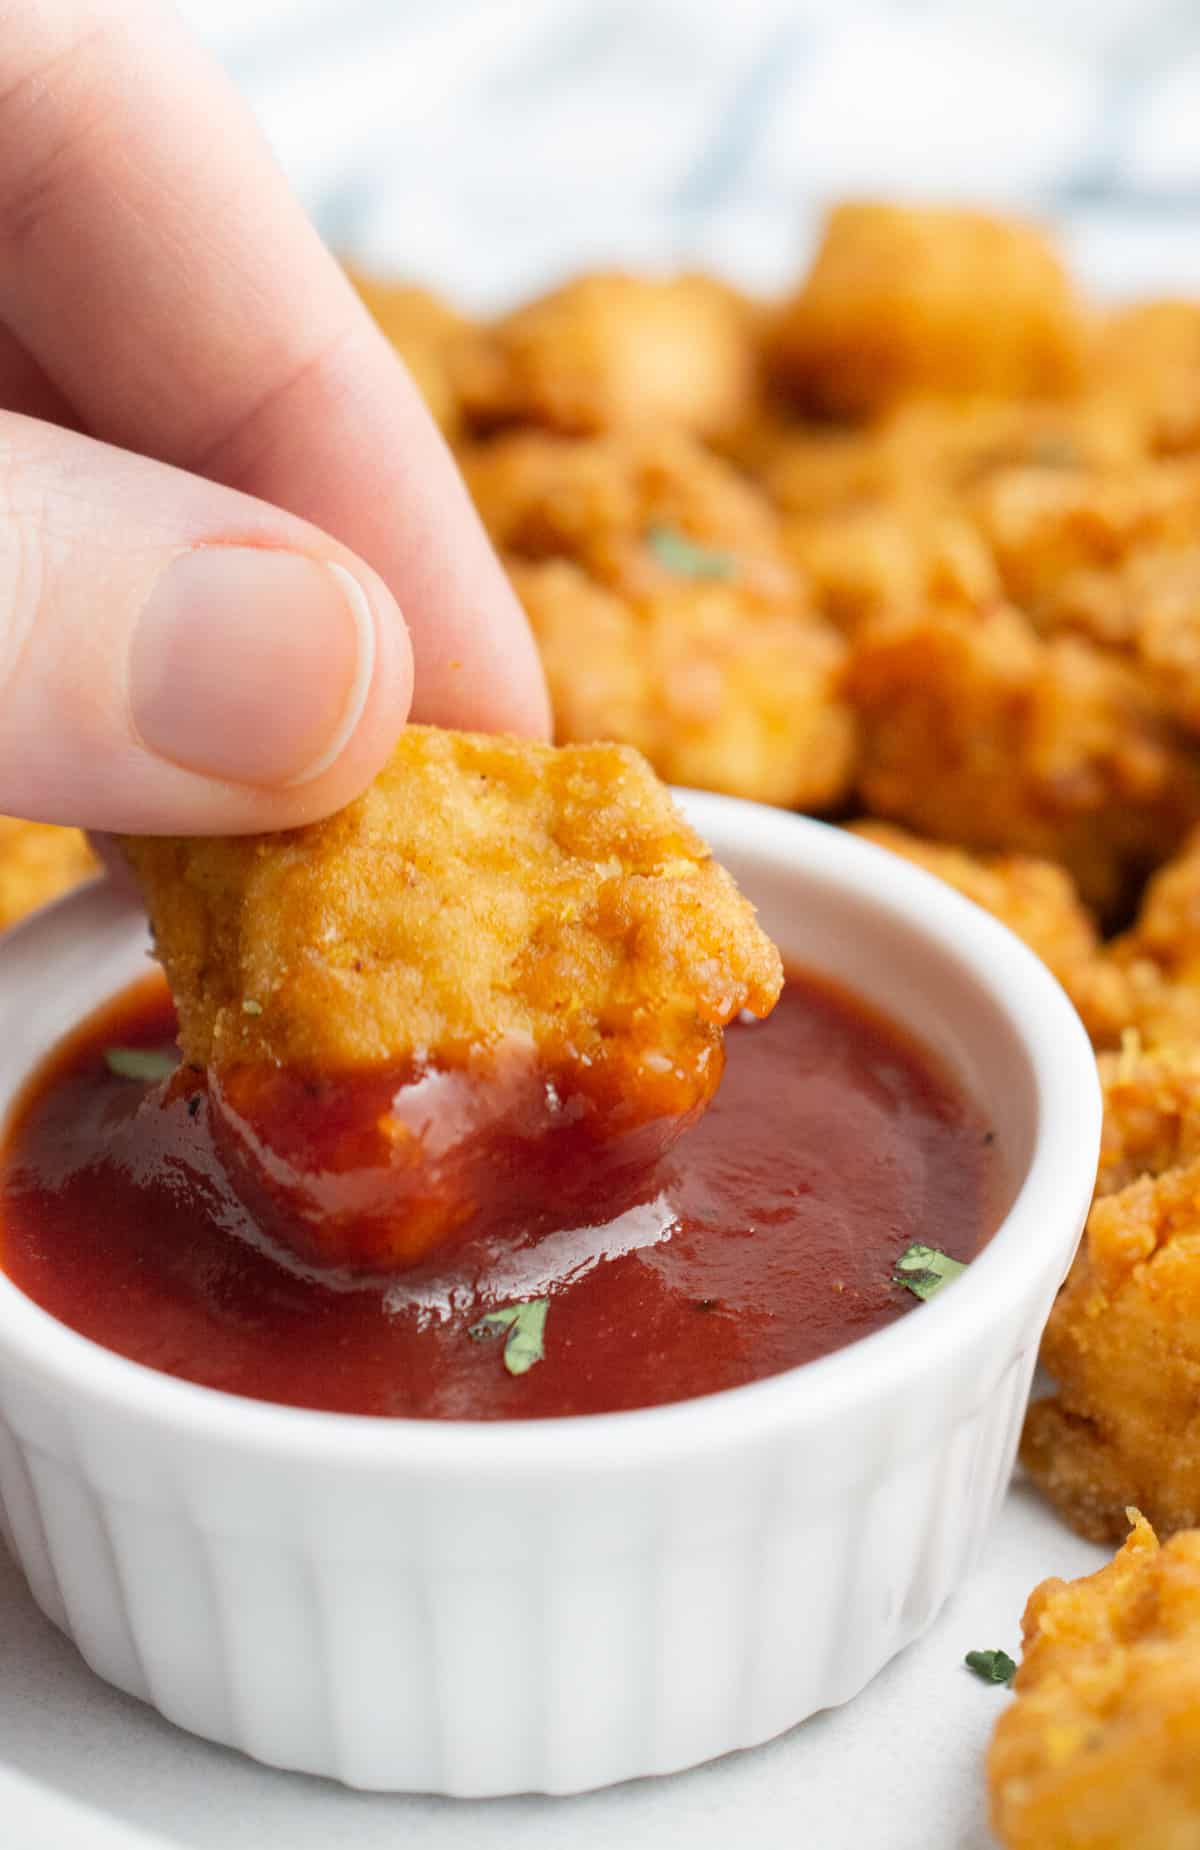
<box><xmin>175</xmin><ymin>0</ymin><xmax>1200</xmax><ymax>306</ymax></box>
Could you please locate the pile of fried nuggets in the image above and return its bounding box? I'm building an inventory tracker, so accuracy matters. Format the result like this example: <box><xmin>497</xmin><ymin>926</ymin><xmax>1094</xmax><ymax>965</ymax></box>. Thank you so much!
<box><xmin>11</xmin><ymin>201</ymin><xmax>1200</xmax><ymax>1838</ymax></box>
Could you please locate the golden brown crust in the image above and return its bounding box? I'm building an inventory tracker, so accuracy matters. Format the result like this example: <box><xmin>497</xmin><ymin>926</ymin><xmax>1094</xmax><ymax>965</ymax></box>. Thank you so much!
<box><xmin>1091</xmin><ymin>300</ymin><xmax>1200</xmax><ymax>457</ymax></box>
<box><xmin>1023</xmin><ymin>1160</ymin><xmax>1200</xmax><ymax>1541</ymax></box>
<box><xmin>512</xmin><ymin>559</ymin><xmax>856</xmax><ymax>812</ymax></box>
<box><xmin>467</xmin><ymin>430</ymin><xmax>858</xmax><ymax>812</ymax></box>
<box><xmin>848</xmin><ymin>822</ymin><xmax>1101</xmax><ymax>993</ymax></box>
<box><xmin>988</xmin><ymin>1515</ymin><xmax>1200</xmax><ymax>1849</ymax></box>
<box><xmin>0</xmin><ymin>819</ymin><xmax>95</xmax><ymax>930</ymax></box>
<box><xmin>464</xmin><ymin>427</ymin><xmax>793</xmax><ymax>602</ymax></box>
<box><xmin>120</xmin><ymin>726</ymin><xmax>781</xmax><ymax>1099</ymax></box>
<box><xmin>458</xmin><ymin>271</ymin><xmax>760</xmax><ymax>441</ymax></box>
<box><xmin>846</xmin><ymin>603</ymin><xmax>1200</xmax><ymax>914</ymax></box>
<box><xmin>769</xmin><ymin>203</ymin><xmax>1087</xmax><ymax>419</ymax></box>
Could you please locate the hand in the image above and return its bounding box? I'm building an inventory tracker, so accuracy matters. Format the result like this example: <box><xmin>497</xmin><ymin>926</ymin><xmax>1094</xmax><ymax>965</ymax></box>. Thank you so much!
<box><xmin>0</xmin><ymin>0</ymin><xmax>549</xmax><ymax>835</ymax></box>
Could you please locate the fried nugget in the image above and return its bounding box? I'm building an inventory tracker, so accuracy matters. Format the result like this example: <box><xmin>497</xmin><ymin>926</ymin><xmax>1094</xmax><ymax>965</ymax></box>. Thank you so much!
<box><xmin>762</xmin><ymin>395</ymin><xmax>1142</xmax><ymax>520</ymax></box>
<box><xmin>0</xmin><ymin>819</ymin><xmax>95</xmax><ymax>930</ymax></box>
<box><xmin>458</xmin><ymin>271</ymin><xmax>759</xmax><ymax>442</ymax></box>
<box><xmin>463</xmin><ymin>427</ymin><xmax>792</xmax><ymax>603</ymax></box>
<box><xmin>769</xmin><ymin>203</ymin><xmax>1087</xmax><ymax>419</ymax></box>
<box><xmin>1092</xmin><ymin>299</ymin><xmax>1200</xmax><ymax>457</ymax></box>
<box><xmin>1071</xmin><ymin>956</ymin><xmax>1200</xmax><ymax>1056</ymax></box>
<box><xmin>1064</xmin><ymin>828</ymin><xmax>1200</xmax><ymax>1050</ymax></box>
<box><xmin>988</xmin><ymin>1514</ymin><xmax>1200</xmax><ymax>1850</ymax></box>
<box><xmin>848</xmin><ymin>822</ymin><xmax>1101</xmax><ymax>994</ymax></box>
<box><xmin>1095</xmin><ymin>1039</ymin><xmax>1200</xmax><ymax>1198</ymax></box>
<box><xmin>970</xmin><ymin>461</ymin><xmax>1200</xmax><ymax>726</ymax></box>
<box><xmin>347</xmin><ymin>270</ymin><xmax>471</xmax><ymax>438</ymax></box>
<box><xmin>120</xmin><ymin>728</ymin><xmax>781</xmax><ymax>1269</ymax></box>
<box><xmin>512</xmin><ymin>558</ymin><xmax>856</xmax><ymax>812</ymax></box>
<box><xmin>1118</xmin><ymin>825</ymin><xmax>1200</xmax><ymax>985</ymax></box>
<box><xmin>846</xmin><ymin>603</ymin><xmax>1200</xmax><ymax>914</ymax></box>
<box><xmin>1023</xmin><ymin>1158</ymin><xmax>1200</xmax><ymax>1540</ymax></box>
<box><xmin>785</xmin><ymin>503</ymin><xmax>1000</xmax><ymax>635</ymax></box>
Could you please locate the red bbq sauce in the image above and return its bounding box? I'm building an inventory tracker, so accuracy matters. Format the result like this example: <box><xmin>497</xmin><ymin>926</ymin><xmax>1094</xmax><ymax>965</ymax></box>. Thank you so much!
<box><xmin>0</xmin><ymin>972</ymin><xmax>997</xmax><ymax>1420</ymax></box>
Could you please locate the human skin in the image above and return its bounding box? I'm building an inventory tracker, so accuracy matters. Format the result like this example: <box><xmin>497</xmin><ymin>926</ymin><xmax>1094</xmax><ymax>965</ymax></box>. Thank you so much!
<box><xmin>0</xmin><ymin>0</ymin><xmax>549</xmax><ymax>837</ymax></box>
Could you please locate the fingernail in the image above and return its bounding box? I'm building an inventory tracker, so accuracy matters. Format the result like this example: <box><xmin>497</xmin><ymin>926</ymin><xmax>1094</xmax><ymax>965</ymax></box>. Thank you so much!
<box><xmin>130</xmin><ymin>548</ymin><xmax>377</xmax><ymax>788</ymax></box>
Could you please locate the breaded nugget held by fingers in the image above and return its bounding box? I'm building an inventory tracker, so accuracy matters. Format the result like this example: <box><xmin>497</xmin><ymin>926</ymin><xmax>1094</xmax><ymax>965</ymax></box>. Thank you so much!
<box><xmin>120</xmin><ymin>727</ymin><xmax>781</xmax><ymax>1271</ymax></box>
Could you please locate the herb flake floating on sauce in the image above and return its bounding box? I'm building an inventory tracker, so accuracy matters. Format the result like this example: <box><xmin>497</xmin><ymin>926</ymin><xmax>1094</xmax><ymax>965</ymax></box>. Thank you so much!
<box><xmin>965</xmin><ymin>1648</ymin><xmax>1017</xmax><ymax>1686</ymax></box>
<box><xmin>645</xmin><ymin>525</ymin><xmax>736</xmax><ymax>581</ymax></box>
<box><xmin>469</xmin><ymin>1299</ymin><xmax>549</xmax><ymax>1376</ymax></box>
<box><xmin>893</xmin><ymin>1243</ymin><xmax>967</xmax><ymax>1301</ymax></box>
<box><xmin>103</xmin><ymin>1048</ymin><xmax>177</xmax><ymax>1082</ymax></box>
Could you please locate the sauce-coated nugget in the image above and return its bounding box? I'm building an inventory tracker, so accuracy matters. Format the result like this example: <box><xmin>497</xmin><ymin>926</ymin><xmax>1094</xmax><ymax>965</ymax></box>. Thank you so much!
<box><xmin>513</xmin><ymin>559</ymin><xmax>856</xmax><ymax>812</ymax></box>
<box><xmin>459</xmin><ymin>271</ymin><xmax>759</xmax><ymax>442</ymax></box>
<box><xmin>989</xmin><ymin>1515</ymin><xmax>1200</xmax><ymax>1850</ymax></box>
<box><xmin>120</xmin><ymin>729</ymin><xmax>782</xmax><ymax>1269</ymax></box>
<box><xmin>0</xmin><ymin>819</ymin><xmax>95</xmax><ymax>930</ymax></box>
<box><xmin>847</xmin><ymin>603</ymin><xmax>1200</xmax><ymax>915</ymax></box>
<box><xmin>770</xmin><ymin>203</ymin><xmax>1086</xmax><ymax>419</ymax></box>
<box><xmin>1024</xmin><ymin>1160</ymin><xmax>1200</xmax><ymax>1541</ymax></box>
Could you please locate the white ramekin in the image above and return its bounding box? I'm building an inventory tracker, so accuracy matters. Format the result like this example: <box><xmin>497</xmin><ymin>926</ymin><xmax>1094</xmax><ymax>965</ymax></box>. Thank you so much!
<box><xmin>0</xmin><ymin>797</ymin><xmax>1100</xmax><ymax>1796</ymax></box>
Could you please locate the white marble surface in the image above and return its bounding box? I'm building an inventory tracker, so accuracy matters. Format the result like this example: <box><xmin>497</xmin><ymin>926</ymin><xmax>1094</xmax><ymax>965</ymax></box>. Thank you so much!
<box><xmin>0</xmin><ymin>1479</ymin><xmax>1105</xmax><ymax>1850</ymax></box>
<box><xmin>174</xmin><ymin>0</ymin><xmax>1200</xmax><ymax>307</ymax></box>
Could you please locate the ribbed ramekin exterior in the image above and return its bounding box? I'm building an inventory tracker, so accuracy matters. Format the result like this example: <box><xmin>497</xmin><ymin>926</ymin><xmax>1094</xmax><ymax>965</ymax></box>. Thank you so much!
<box><xmin>0</xmin><ymin>1316</ymin><xmax>1042</xmax><ymax>1795</ymax></box>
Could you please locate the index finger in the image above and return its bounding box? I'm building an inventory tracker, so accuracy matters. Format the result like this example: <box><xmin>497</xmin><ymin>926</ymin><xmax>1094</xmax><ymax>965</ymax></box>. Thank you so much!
<box><xmin>0</xmin><ymin>0</ymin><xmax>549</xmax><ymax>738</ymax></box>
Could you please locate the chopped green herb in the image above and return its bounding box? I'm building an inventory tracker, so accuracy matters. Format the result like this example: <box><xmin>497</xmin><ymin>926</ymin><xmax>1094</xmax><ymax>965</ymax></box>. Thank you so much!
<box><xmin>242</xmin><ymin>998</ymin><xmax>263</xmax><ymax>1017</ymax></box>
<box><xmin>646</xmin><ymin>525</ymin><xmax>735</xmax><ymax>581</ymax></box>
<box><xmin>893</xmin><ymin>1243</ymin><xmax>967</xmax><ymax>1301</ymax></box>
<box><xmin>103</xmin><ymin>1047</ymin><xmax>177</xmax><ymax>1082</ymax></box>
<box><xmin>1031</xmin><ymin>435</ymin><xmax>1080</xmax><ymax>469</ymax></box>
<box><xmin>468</xmin><ymin>1298</ymin><xmax>549</xmax><ymax>1376</ymax></box>
<box><xmin>965</xmin><ymin>1648</ymin><xmax>1017</xmax><ymax>1686</ymax></box>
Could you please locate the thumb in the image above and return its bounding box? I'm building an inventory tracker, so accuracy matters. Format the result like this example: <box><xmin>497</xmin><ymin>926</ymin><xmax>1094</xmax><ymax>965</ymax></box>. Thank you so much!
<box><xmin>0</xmin><ymin>412</ymin><xmax>413</xmax><ymax>833</ymax></box>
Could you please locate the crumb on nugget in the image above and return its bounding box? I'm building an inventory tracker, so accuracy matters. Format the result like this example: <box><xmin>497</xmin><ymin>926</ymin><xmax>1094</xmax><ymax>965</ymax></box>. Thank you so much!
<box><xmin>0</xmin><ymin>819</ymin><xmax>95</xmax><ymax>930</ymax></box>
<box><xmin>769</xmin><ymin>203</ymin><xmax>1086</xmax><ymax>419</ymax></box>
<box><xmin>989</xmin><ymin>1514</ymin><xmax>1200</xmax><ymax>1850</ymax></box>
<box><xmin>458</xmin><ymin>271</ymin><xmax>759</xmax><ymax>442</ymax></box>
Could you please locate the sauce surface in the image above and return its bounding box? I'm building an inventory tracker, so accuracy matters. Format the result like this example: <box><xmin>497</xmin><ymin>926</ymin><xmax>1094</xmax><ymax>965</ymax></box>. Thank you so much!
<box><xmin>0</xmin><ymin>973</ymin><xmax>996</xmax><ymax>1420</ymax></box>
